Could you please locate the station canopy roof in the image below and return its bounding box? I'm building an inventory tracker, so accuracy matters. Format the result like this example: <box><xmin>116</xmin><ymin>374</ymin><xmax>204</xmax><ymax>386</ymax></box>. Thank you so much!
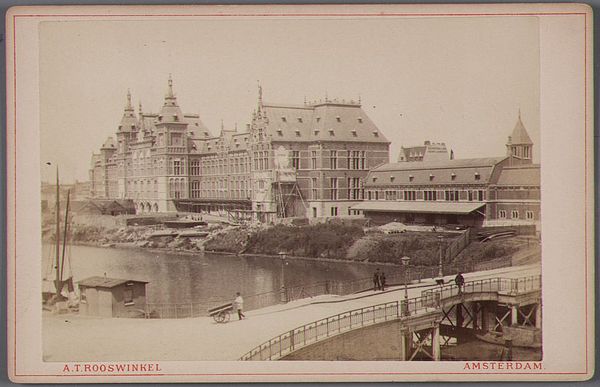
<box><xmin>351</xmin><ymin>201</ymin><xmax>485</xmax><ymax>214</ymax></box>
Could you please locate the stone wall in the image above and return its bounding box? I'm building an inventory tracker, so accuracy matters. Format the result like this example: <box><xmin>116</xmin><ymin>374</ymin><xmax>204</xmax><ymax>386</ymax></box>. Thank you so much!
<box><xmin>281</xmin><ymin>320</ymin><xmax>403</xmax><ymax>361</ymax></box>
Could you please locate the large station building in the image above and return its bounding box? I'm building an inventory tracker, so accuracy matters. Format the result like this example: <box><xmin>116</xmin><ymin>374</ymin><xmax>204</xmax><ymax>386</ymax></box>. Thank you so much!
<box><xmin>352</xmin><ymin>113</ymin><xmax>540</xmax><ymax>228</ymax></box>
<box><xmin>89</xmin><ymin>77</ymin><xmax>390</xmax><ymax>222</ymax></box>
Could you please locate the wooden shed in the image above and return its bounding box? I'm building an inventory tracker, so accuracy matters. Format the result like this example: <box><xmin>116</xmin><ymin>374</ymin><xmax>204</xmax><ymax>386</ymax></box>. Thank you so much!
<box><xmin>78</xmin><ymin>276</ymin><xmax>148</xmax><ymax>318</ymax></box>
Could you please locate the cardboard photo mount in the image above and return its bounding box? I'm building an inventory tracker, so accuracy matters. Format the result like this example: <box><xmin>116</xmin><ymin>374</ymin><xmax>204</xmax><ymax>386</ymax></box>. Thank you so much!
<box><xmin>5</xmin><ymin>3</ymin><xmax>594</xmax><ymax>383</ymax></box>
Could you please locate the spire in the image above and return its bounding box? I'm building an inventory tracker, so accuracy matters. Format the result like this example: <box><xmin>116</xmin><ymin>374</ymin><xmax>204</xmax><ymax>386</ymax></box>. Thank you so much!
<box><xmin>257</xmin><ymin>81</ymin><xmax>263</xmax><ymax>112</ymax></box>
<box><xmin>510</xmin><ymin>109</ymin><xmax>533</xmax><ymax>145</ymax></box>
<box><xmin>166</xmin><ymin>74</ymin><xmax>174</xmax><ymax>98</ymax></box>
<box><xmin>125</xmin><ymin>89</ymin><xmax>133</xmax><ymax>111</ymax></box>
<box><xmin>221</xmin><ymin>119</ymin><xmax>224</xmax><ymax>132</ymax></box>
<box><xmin>119</xmin><ymin>89</ymin><xmax>137</xmax><ymax>132</ymax></box>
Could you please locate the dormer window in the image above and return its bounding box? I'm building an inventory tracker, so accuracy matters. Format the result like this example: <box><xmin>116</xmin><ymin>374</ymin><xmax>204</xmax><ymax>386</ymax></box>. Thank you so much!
<box><xmin>131</xmin><ymin>125</ymin><xmax>136</xmax><ymax>129</ymax></box>
<box><xmin>277</xmin><ymin>129</ymin><xmax>283</xmax><ymax>136</ymax></box>
<box><xmin>158</xmin><ymin>115</ymin><xmax>163</xmax><ymax>122</ymax></box>
<box><xmin>297</xmin><ymin>117</ymin><xmax>303</xmax><ymax>123</ymax></box>
<box><xmin>316</xmin><ymin>117</ymin><xmax>321</xmax><ymax>122</ymax></box>
<box><xmin>429</xmin><ymin>174</ymin><xmax>434</xmax><ymax>181</ymax></box>
<box><xmin>409</xmin><ymin>175</ymin><xmax>414</xmax><ymax>181</ymax></box>
<box><xmin>390</xmin><ymin>176</ymin><xmax>395</xmax><ymax>182</ymax></box>
<box><xmin>295</xmin><ymin>130</ymin><xmax>301</xmax><ymax>137</ymax></box>
<box><xmin>314</xmin><ymin>130</ymin><xmax>320</xmax><ymax>135</ymax></box>
<box><xmin>173</xmin><ymin>114</ymin><xmax>179</xmax><ymax>121</ymax></box>
<box><xmin>336</xmin><ymin>116</ymin><xmax>341</xmax><ymax>122</ymax></box>
<box><xmin>351</xmin><ymin>130</ymin><xmax>358</xmax><ymax>137</ymax></box>
<box><xmin>372</xmin><ymin>131</ymin><xmax>379</xmax><ymax>137</ymax></box>
<box><xmin>451</xmin><ymin>173</ymin><xmax>456</xmax><ymax>180</ymax></box>
<box><xmin>357</xmin><ymin>117</ymin><xmax>363</xmax><ymax>123</ymax></box>
<box><xmin>329</xmin><ymin>129</ymin><xmax>335</xmax><ymax>136</ymax></box>
<box><xmin>281</xmin><ymin>116</ymin><xmax>287</xmax><ymax>122</ymax></box>
<box><xmin>475</xmin><ymin>172</ymin><xmax>481</xmax><ymax>180</ymax></box>
<box><xmin>372</xmin><ymin>177</ymin><xmax>378</xmax><ymax>182</ymax></box>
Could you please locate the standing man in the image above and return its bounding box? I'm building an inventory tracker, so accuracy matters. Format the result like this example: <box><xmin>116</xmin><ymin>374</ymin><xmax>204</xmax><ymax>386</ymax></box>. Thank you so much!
<box><xmin>454</xmin><ymin>272</ymin><xmax>465</xmax><ymax>295</ymax></box>
<box><xmin>380</xmin><ymin>271</ymin><xmax>386</xmax><ymax>291</ymax></box>
<box><xmin>234</xmin><ymin>292</ymin><xmax>246</xmax><ymax>320</ymax></box>
<box><xmin>373</xmin><ymin>268</ymin><xmax>381</xmax><ymax>291</ymax></box>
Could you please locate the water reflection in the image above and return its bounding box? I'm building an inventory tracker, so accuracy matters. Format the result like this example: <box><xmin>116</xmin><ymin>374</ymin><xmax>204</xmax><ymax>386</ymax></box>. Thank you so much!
<box><xmin>42</xmin><ymin>244</ymin><xmax>378</xmax><ymax>305</ymax></box>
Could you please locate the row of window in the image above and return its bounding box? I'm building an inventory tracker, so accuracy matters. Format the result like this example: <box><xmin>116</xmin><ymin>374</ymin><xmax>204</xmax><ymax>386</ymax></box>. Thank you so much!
<box><xmin>312</xmin><ymin>177</ymin><xmax>364</xmax><ymax>200</ymax></box>
<box><xmin>498</xmin><ymin>210</ymin><xmax>535</xmax><ymax>220</ymax></box>
<box><xmin>366</xmin><ymin>189</ymin><xmax>486</xmax><ymax>202</ymax></box>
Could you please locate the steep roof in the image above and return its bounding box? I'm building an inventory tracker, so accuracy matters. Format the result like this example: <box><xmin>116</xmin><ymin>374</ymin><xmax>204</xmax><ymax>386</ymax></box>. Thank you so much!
<box><xmin>118</xmin><ymin>90</ymin><xmax>138</xmax><ymax>132</ymax></box>
<box><xmin>495</xmin><ymin>164</ymin><xmax>540</xmax><ymax>186</ymax></box>
<box><xmin>374</xmin><ymin>157</ymin><xmax>506</xmax><ymax>172</ymax></box>
<box><xmin>366</xmin><ymin>157</ymin><xmax>507</xmax><ymax>187</ymax></box>
<box><xmin>101</xmin><ymin>137</ymin><xmax>117</xmax><ymax>150</ymax></box>
<box><xmin>262</xmin><ymin>104</ymin><xmax>314</xmax><ymax>141</ymax></box>
<box><xmin>260</xmin><ymin>100</ymin><xmax>389</xmax><ymax>143</ymax></box>
<box><xmin>509</xmin><ymin>114</ymin><xmax>533</xmax><ymax>145</ymax></box>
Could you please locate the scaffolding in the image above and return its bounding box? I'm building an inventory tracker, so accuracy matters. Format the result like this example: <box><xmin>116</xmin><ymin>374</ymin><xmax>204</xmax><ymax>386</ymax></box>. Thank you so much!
<box><xmin>274</xmin><ymin>180</ymin><xmax>306</xmax><ymax>218</ymax></box>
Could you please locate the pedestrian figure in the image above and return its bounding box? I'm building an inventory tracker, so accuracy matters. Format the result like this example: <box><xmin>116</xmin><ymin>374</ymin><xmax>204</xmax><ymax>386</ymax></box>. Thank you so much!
<box><xmin>373</xmin><ymin>268</ymin><xmax>381</xmax><ymax>291</ymax></box>
<box><xmin>234</xmin><ymin>292</ymin><xmax>246</xmax><ymax>320</ymax></box>
<box><xmin>380</xmin><ymin>272</ymin><xmax>386</xmax><ymax>291</ymax></box>
<box><xmin>455</xmin><ymin>272</ymin><xmax>465</xmax><ymax>294</ymax></box>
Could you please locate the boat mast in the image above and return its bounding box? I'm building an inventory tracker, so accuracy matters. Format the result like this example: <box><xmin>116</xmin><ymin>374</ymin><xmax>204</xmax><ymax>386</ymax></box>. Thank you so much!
<box><xmin>60</xmin><ymin>189</ymin><xmax>70</xmax><ymax>283</ymax></box>
<box><xmin>55</xmin><ymin>166</ymin><xmax>61</xmax><ymax>295</ymax></box>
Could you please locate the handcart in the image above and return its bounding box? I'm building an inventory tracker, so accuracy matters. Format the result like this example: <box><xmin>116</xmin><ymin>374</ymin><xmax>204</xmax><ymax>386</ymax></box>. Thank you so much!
<box><xmin>208</xmin><ymin>303</ymin><xmax>234</xmax><ymax>323</ymax></box>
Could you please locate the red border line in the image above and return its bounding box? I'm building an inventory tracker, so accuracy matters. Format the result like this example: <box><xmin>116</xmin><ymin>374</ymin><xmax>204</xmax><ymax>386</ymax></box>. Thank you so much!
<box><xmin>10</xmin><ymin>10</ymin><xmax>589</xmax><ymax>378</ymax></box>
<box><xmin>11</xmin><ymin>12</ymin><xmax>588</xmax><ymax>18</ymax></box>
<box><xmin>12</xmin><ymin>13</ymin><xmax>17</xmax><ymax>379</ymax></box>
<box><xmin>583</xmin><ymin>11</ymin><xmax>588</xmax><ymax>375</ymax></box>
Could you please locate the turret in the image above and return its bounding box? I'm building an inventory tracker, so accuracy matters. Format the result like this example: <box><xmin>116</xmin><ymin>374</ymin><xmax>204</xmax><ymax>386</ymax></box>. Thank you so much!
<box><xmin>116</xmin><ymin>90</ymin><xmax>139</xmax><ymax>153</ymax></box>
<box><xmin>506</xmin><ymin>110</ymin><xmax>533</xmax><ymax>163</ymax></box>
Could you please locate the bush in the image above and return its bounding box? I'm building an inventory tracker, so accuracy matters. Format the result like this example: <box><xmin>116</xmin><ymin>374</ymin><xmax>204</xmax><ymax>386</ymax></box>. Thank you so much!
<box><xmin>204</xmin><ymin>228</ymin><xmax>248</xmax><ymax>253</ymax></box>
<box><xmin>351</xmin><ymin>233</ymin><xmax>452</xmax><ymax>266</ymax></box>
<box><xmin>245</xmin><ymin>223</ymin><xmax>364</xmax><ymax>258</ymax></box>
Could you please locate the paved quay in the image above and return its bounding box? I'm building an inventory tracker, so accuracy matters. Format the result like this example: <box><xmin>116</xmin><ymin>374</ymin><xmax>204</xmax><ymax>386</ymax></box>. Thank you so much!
<box><xmin>43</xmin><ymin>263</ymin><xmax>540</xmax><ymax>362</ymax></box>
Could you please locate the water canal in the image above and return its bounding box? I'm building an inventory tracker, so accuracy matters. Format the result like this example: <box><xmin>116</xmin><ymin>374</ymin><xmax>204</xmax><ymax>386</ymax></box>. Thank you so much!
<box><xmin>42</xmin><ymin>244</ymin><xmax>384</xmax><ymax>307</ymax></box>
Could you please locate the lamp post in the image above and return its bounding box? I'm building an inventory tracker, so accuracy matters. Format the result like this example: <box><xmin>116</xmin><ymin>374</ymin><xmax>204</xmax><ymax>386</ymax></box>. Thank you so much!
<box><xmin>278</xmin><ymin>251</ymin><xmax>287</xmax><ymax>303</ymax></box>
<box><xmin>437</xmin><ymin>235</ymin><xmax>444</xmax><ymax>278</ymax></box>
<box><xmin>401</xmin><ymin>256</ymin><xmax>411</xmax><ymax>316</ymax></box>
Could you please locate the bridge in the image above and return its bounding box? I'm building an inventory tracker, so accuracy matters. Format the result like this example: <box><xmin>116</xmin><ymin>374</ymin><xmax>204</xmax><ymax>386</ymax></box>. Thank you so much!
<box><xmin>42</xmin><ymin>264</ymin><xmax>541</xmax><ymax>361</ymax></box>
<box><xmin>240</xmin><ymin>275</ymin><xmax>541</xmax><ymax>361</ymax></box>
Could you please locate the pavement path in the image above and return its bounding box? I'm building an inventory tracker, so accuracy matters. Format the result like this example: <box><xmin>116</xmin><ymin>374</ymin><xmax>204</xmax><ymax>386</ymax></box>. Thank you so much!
<box><xmin>43</xmin><ymin>263</ymin><xmax>540</xmax><ymax>362</ymax></box>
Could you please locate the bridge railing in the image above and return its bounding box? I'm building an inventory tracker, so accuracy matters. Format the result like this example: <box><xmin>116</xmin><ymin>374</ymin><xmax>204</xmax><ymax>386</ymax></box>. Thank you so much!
<box><xmin>421</xmin><ymin>275</ymin><xmax>542</xmax><ymax>307</ymax></box>
<box><xmin>239</xmin><ymin>294</ymin><xmax>443</xmax><ymax>361</ymax></box>
<box><xmin>241</xmin><ymin>275</ymin><xmax>542</xmax><ymax>360</ymax></box>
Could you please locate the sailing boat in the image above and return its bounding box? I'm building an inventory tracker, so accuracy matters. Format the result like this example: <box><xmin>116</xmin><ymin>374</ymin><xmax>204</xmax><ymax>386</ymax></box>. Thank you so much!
<box><xmin>42</xmin><ymin>166</ymin><xmax>78</xmax><ymax>309</ymax></box>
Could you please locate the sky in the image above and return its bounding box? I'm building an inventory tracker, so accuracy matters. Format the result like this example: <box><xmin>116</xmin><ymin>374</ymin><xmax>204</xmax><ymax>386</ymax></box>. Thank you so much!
<box><xmin>39</xmin><ymin>16</ymin><xmax>540</xmax><ymax>183</ymax></box>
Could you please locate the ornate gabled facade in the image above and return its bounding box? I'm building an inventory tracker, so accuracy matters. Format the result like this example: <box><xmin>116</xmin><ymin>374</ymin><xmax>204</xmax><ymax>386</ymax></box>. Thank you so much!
<box><xmin>89</xmin><ymin>78</ymin><xmax>391</xmax><ymax>221</ymax></box>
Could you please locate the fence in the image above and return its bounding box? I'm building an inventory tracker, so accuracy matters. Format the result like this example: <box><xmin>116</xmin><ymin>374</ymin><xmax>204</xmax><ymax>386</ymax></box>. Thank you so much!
<box><xmin>421</xmin><ymin>275</ymin><xmax>541</xmax><ymax>307</ymax></box>
<box><xmin>240</xmin><ymin>275</ymin><xmax>542</xmax><ymax>361</ymax></box>
<box><xmin>444</xmin><ymin>228</ymin><xmax>471</xmax><ymax>261</ymax></box>
<box><xmin>144</xmin><ymin>264</ymin><xmax>479</xmax><ymax>319</ymax></box>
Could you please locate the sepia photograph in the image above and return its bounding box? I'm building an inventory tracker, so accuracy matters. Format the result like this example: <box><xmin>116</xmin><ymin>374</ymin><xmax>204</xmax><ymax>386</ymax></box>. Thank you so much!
<box><xmin>6</xmin><ymin>4</ymin><xmax>593</xmax><ymax>383</ymax></box>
